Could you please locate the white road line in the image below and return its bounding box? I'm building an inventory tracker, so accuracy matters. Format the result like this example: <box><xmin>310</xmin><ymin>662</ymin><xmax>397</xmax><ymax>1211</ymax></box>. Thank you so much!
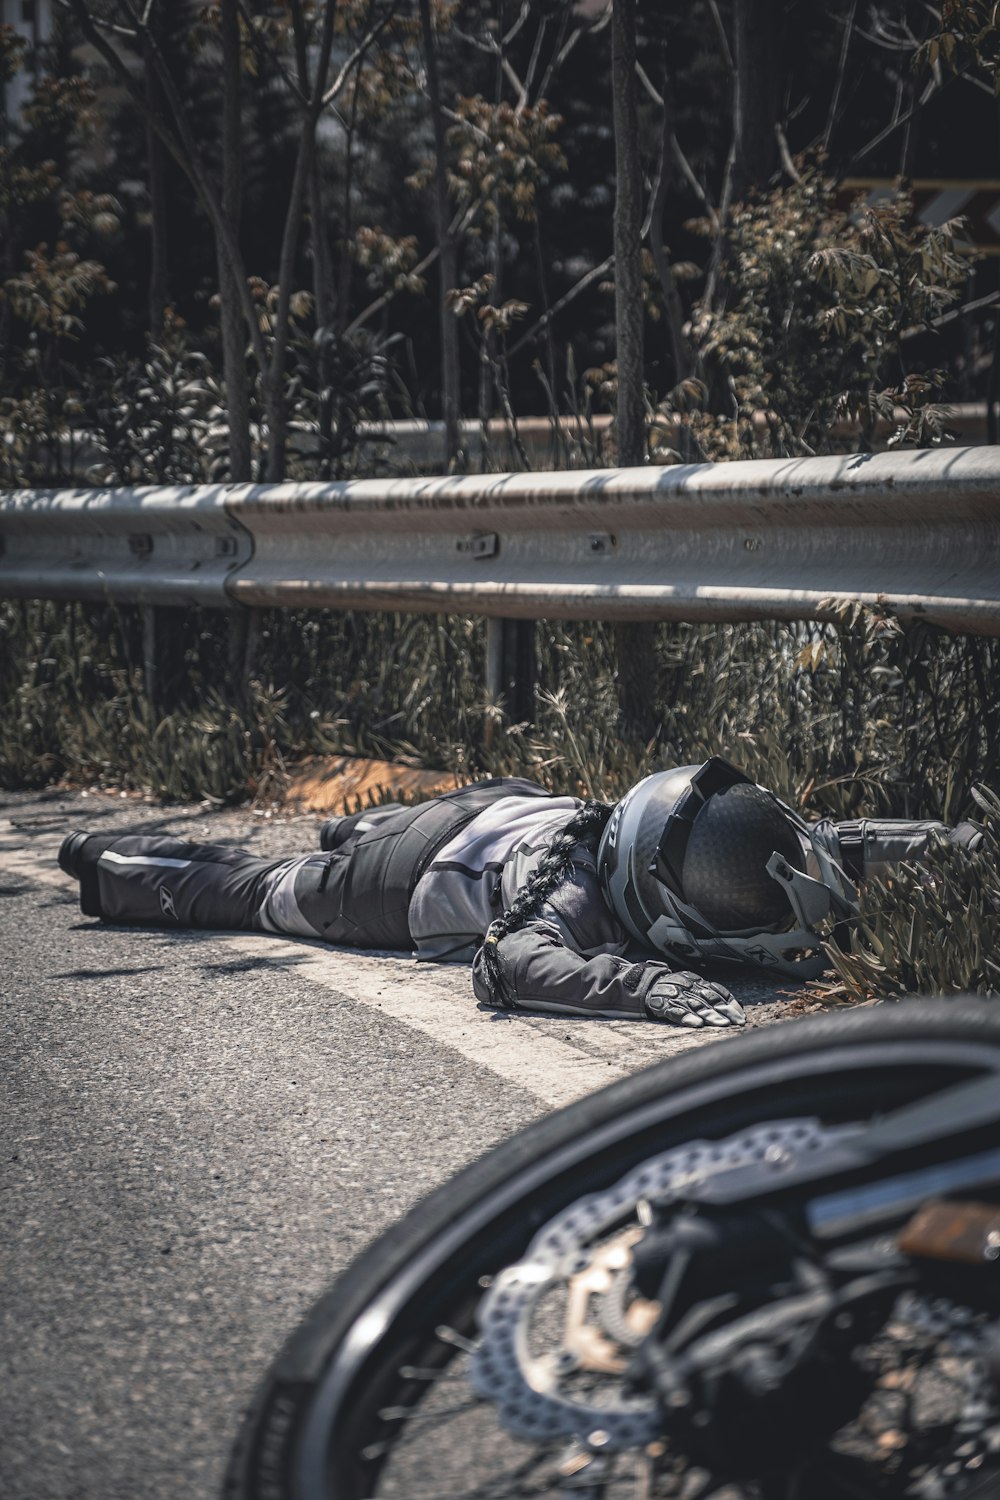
<box><xmin>1</xmin><ymin>820</ymin><xmax>717</xmax><ymax>1109</ymax></box>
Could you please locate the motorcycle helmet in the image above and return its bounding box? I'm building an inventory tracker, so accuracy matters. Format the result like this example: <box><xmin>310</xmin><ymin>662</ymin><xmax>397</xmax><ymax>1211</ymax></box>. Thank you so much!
<box><xmin>597</xmin><ymin>757</ymin><xmax>858</xmax><ymax>978</ymax></box>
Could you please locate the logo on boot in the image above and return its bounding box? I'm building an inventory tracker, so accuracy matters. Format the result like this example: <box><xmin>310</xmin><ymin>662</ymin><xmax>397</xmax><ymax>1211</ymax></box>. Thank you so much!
<box><xmin>159</xmin><ymin>886</ymin><xmax>178</xmax><ymax>921</ymax></box>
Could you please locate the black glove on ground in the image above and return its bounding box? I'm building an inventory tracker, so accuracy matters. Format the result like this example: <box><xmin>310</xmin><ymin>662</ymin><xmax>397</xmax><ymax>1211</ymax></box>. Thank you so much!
<box><xmin>644</xmin><ymin>973</ymin><xmax>746</xmax><ymax>1028</ymax></box>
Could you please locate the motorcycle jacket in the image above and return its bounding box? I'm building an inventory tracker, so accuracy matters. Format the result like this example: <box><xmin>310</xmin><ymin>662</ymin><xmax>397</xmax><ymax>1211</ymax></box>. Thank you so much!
<box><xmin>408</xmin><ymin>790</ymin><xmax>740</xmax><ymax>1023</ymax></box>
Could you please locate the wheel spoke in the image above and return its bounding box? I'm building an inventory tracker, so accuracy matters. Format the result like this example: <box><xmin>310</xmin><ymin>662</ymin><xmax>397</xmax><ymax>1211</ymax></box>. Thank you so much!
<box><xmin>376</xmin><ymin>1396</ymin><xmax>486</xmax><ymax>1424</ymax></box>
<box><xmin>435</xmin><ymin>1322</ymin><xmax>480</xmax><ymax>1355</ymax></box>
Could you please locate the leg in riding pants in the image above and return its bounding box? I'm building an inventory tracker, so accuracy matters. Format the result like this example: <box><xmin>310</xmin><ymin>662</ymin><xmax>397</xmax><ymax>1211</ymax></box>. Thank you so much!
<box><xmin>69</xmin><ymin>805</ymin><xmax>407</xmax><ymax>942</ymax></box>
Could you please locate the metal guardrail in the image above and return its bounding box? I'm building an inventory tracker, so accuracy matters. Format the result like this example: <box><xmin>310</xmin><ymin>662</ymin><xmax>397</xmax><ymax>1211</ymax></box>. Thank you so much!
<box><xmin>10</xmin><ymin>404</ymin><xmax>995</xmax><ymax>483</ymax></box>
<box><xmin>2</xmin><ymin>446</ymin><xmax>1000</xmax><ymax>634</ymax></box>
<box><xmin>356</xmin><ymin>405</ymin><xmax>996</xmax><ymax>469</ymax></box>
<box><xmin>0</xmin><ymin>483</ymin><xmax>252</xmax><ymax>608</ymax></box>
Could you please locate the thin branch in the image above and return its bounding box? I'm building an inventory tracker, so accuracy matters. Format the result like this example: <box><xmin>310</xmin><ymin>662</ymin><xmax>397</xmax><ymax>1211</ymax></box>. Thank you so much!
<box><xmin>502</xmin><ymin>1</ymin><xmax>531</xmax><ymax>49</ymax></box>
<box><xmin>266</xmin><ymin>0</ymin><xmax>339</xmax><ymax>448</ymax></box>
<box><xmin>536</xmin><ymin>3</ymin><xmax>572</xmax><ymax>100</ymax></box>
<box><xmin>635</xmin><ymin>59</ymin><xmax>663</xmax><ymax>106</ymax></box>
<box><xmin>705</xmin><ymin>0</ymin><xmax>734</xmax><ymax>75</ymax></box>
<box><xmin>672</xmin><ymin>139</ymin><xmax>720</xmax><ymax>232</ymax></box>
<box><xmin>237</xmin><ymin>0</ymin><xmax>308</xmax><ymax>107</ymax></box>
<box><xmin>53</xmin><ymin>0</ymin><xmax>136</xmax><ymax>39</ymax></box>
<box><xmin>343</xmin><ymin>204</ymin><xmax>475</xmax><ymax>337</ymax></box>
<box><xmin>775</xmin><ymin>121</ymin><xmax>801</xmax><ymax>183</ymax></box>
<box><xmin>322</xmin><ymin>3</ymin><xmax>399</xmax><ymax>108</ymax></box>
<box><xmin>850</xmin><ymin>74</ymin><xmax>949</xmax><ymax>165</ymax></box>
<box><xmin>643</xmin><ymin>72</ymin><xmax>692</xmax><ymax>386</ymax></box>
<box><xmin>441</xmin><ymin>103</ymin><xmax>490</xmax><ymax>144</ymax></box>
<box><xmin>520</xmin><ymin>13</ymin><xmax>548</xmax><ymax>108</ymax></box>
<box><xmin>452</xmin><ymin>23</ymin><xmax>499</xmax><ymax>57</ymax></box>
<box><xmin>502</xmin><ymin>55</ymin><xmax>527</xmax><ymax>110</ymax></box>
<box><xmin>823</xmin><ymin>0</ymin><xmax>857</xmax><ymax>150</ymax></box>
<box><xmin>343</xmin><ymin>244</ymin><xmax>439</xmax><ymax>337</ymax></box>
<box><xmin>453</xmin><ymin>15</ymin><xmax>531</xmax><ymax>109</ymax></box>
<box><xmin>506</xmin><ymin>255</ymin><xmax>614</xmax><ymax>359</ymax></box>
<box><xmin>539</xmin><ymin>3</ymin><xmax>612</xmax><ymax>97</ymax></box>
<box><xmin>855</xmin><ymin>22</ymin><xmax>919</xmax><ymax>51</ymax></box>
<box><xmin>541</xmin><ymin>23</ymin><xmax>584</xmax><ymax>85</ymax></box>
<box><xmin>961</xmin><ymin>70</ymin><xmax>997</xmax><ymax>96</ymax></box>
<box><xmin>634</xmin><ymin>61</ymin><xmax>719</xmax><ymax>231</ymax></box>
<box><xmin>901</xmin><ymin>288</ymin><xmax>1000</xmax><ymax>341</ymax></box>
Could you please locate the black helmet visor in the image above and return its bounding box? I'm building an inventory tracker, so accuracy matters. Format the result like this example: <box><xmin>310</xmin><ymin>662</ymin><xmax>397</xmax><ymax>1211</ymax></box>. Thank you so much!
<box><xmin>650</xmin><ymin>757</ymin><xmax>753</xmax><ymax>898</ymax></box>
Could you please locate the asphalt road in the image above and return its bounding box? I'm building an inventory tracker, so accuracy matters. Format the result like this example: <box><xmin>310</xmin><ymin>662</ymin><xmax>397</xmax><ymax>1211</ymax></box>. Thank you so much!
<box><xmin>0</xmin><ymin>787</ymin><xmax>786</xmax><ymax>1500</ymax></box>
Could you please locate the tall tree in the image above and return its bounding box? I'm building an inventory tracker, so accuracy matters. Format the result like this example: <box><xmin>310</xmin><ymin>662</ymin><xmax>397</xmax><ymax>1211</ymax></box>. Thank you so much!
<box><xmin>611</xmin><ymin>0</ymin><xmax>656</xmax><ymax>739</ymax></box>
<box><xmin>418</xmin><ymin>0</ymin><xmax>461</xmax><ymax>469</ymax></box>
<box><xmin>731</xmin><ymin>0</ymin><xmax>780</xmax><ymax>202</ymax></box>
<box><xmin>611</xmin><ymin>0</ymin><xmax>644</xmax><ymax>468</ymax></box>
<box><xmin>217</xmin><ymin>0</ymin><xmax>250</xmax><ymax>480</ymax></box>
<box><xmin>141</xmin><ymin>16</ymin><xmax>169</xmax><ymax>338</ymax></box>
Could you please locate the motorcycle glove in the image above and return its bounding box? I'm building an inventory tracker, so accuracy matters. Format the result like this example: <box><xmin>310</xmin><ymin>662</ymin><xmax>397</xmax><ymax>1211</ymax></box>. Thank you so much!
<box><xmin>644</xmin><ymin>973</ymin><xmax>746</xmax><ymax>1028</ymax></box>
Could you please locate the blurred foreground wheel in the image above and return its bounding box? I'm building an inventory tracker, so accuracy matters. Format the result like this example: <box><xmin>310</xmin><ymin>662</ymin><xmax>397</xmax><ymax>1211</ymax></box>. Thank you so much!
<box><xmin>224</xmin><ymin>1000</ymin><xmax>1000</xmax><ymax>1500</ymax></box>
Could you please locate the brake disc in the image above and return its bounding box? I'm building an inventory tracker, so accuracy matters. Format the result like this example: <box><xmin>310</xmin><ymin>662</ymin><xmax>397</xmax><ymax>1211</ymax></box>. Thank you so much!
<box><xmin>471</xmin><ymin>1116</ymin><xmax>842</xmax><ymax>1449</ymax></box>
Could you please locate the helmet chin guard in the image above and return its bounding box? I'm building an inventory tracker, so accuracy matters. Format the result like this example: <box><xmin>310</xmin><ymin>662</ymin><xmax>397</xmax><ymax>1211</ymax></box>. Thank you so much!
<box><xmin>597</xmin><ymin>757</ymin><xmax>858</xmax><ymax>979</ymax></box>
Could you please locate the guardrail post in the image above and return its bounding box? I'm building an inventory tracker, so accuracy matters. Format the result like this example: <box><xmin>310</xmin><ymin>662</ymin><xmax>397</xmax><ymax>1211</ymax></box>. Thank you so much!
<box><xmin>140</xmin><ymin>604</ymin><xmax>185</xmax><ymax>712</ymax></box>
<box><xmin>486</xmin><ymin>616</ymin><xmax>536</xmax><ymax>724</ymax></box>
<box><xmin>227</xmin><ymin>607</ymin><xmax>260</xmax><ymax>704</ymax></box>
<box><xmin>614</xmin><ymin>620</ymin><xmax>660</xmax><ymax>739</ymax></box>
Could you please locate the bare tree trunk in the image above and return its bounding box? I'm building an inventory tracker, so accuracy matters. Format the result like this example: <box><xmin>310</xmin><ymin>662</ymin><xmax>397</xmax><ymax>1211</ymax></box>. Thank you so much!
<box><xmin>0</xmin><ymin>60</ymin><xmax>12</xmax><ymax>384</ymax></box>
<box><xmin>478</xmin><ymin>210</ymin><xmax>502</xmax><ymax>468</ymax></box>
<box><xmin>648</xmin><ymin>67</ymin><xmax>692</xmax><ymax>391</ymax></box>
<box><xmin>336</xmin><ymin>76</ymin><xmax>362</xmax><ymax>336</ymax></box>
<box><xmin>263</xmin><ymin>0</ymin><xmax>339</xmax><ymax>482</ymax></box>
<box><xmin>218</xmin><ymin>0</ymin><xmax>252</xmax><ymax>481</ymax></box>
<box><xmin>611</xmin><ymin>0</ymin><xmax>645</xmax><ymax>468</ymax></box>
<box><xmin>310</xmin><ymin>160</ymin><xmax>336</xmax><ymax>478</ymax></box>
<box><xmin>308</xmin><ymin>163</ymin><xmax>334</xmax><ymax>332</ymax></box>
<box><xmin>217</xmin><ymin>0</ymin><xmax>255</xmax><ymax>695</ymax></box>
<box><xmin>612</xmin><ymin>0</ymin><xmax>656</xmax><ymax>739</ymax></box>
<box><xmin>987</xmin><ymin>313</ymin><xmax>1000</xmax><ymax>446</ymax></box>
<box><xmin>294</xmin><ymin>5</ymin><xmax>336</xmax><ymax>479</ymax></box>
<box><xmin>142</xmin><ymin>26</ymin><xmax>169</xmax><ymax>339</ymax></box>
<box><xmin>262</xmin><ymin>124</ymin><xmax>318</xmax><ymax>482</ymax></box>
<box><xmin>731</xmin><ymin>0</ymin><xmax>779</xmax><ymax>201</ymax></box>
<box><xmin>419</xmin><ymin>0</ymin><xmax>461</xmax><ymax>470</ymax></box>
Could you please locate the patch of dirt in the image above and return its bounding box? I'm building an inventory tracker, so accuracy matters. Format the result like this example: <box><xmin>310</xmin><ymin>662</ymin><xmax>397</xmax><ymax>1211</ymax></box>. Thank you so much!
<box><xmin>282</xmin><ymin>754</ymin><xmax>459</xmax><ymax>814</ymax></box>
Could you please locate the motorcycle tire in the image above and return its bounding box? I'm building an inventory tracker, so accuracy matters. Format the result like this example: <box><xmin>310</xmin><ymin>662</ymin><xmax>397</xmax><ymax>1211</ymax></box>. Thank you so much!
<box><xmin>224</xmin><ymin>998</ymin><xmax>1000</xmax><ymax>1500</ymax></box>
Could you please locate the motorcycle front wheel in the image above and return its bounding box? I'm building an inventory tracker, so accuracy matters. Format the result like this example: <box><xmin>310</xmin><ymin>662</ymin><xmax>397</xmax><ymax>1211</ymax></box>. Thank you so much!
<box><xmin>224</xmin><ymin>999</ymin><xmax>1000</xmax><ymax>1500</ymax></box>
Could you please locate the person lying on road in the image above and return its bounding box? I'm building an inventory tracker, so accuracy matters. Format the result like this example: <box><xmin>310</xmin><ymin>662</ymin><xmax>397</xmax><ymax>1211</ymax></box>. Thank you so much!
<box><xmin>57</xmin><ymin>758</ymin><xmax>982</xmax><ymax>1031</ymax></box>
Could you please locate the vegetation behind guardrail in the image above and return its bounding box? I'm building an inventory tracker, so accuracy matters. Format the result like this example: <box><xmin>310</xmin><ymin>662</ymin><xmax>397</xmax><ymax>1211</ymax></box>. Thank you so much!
<box><xmin>4</xmin><ymin>593</ymin><xmax>998</xmax><ymax>823</ymax></box>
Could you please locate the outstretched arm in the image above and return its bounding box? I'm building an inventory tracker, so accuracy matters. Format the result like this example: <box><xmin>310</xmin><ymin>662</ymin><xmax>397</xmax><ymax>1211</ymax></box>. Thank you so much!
<box><xmin>830</xmin><ymin>818</ymin><xmax>983</xmax><ymax>883</ymax></box>
<box><xmin>472</xmin><ymin>918</ymin><xmax>745</xmax><ymax>1027</ymax></box>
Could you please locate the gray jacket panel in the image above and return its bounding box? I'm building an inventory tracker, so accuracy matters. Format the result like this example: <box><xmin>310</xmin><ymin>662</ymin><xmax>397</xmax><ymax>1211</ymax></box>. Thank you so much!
<box><xmin>409</xmin><ymin>794</ymin><xmax>674</xmax><ymax>1016</ymax></box>
<box><xmin>408</xmin><ymin>796</ymin><xmax>581</xmax><ymax>959</ymax></box>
